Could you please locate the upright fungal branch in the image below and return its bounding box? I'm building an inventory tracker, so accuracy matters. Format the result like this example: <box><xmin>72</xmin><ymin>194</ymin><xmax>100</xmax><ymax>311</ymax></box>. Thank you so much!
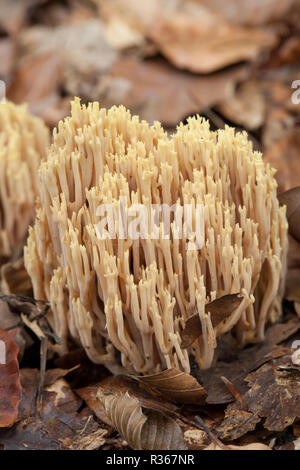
<box><xmin>25</xmin><ymin>98</ymin><xmax>288</xmax><ymax>373</ymax></box>
<box><xmin>0</xmin><ymin>101</ymin><xmax>49</xmax><ymax>262</ymax></box>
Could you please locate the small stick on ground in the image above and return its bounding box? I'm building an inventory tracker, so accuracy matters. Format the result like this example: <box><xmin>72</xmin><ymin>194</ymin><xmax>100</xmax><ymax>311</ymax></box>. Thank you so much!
<box><xmin>195</xmin><ymin>415</ymin><xmax>229</xmax><ymax>450</ymax></box>
<box><xmin>221</xmin><ymin>375</ymin><xmax>246</xmax><ymax>408</ymax></box>
<box><xmin>37</xmin><ymin>336</ymin><xmax>48</xmax><ymax>415</ymax></box>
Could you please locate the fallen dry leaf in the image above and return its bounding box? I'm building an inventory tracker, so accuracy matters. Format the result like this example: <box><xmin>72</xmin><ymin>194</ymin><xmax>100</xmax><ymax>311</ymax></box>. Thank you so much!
<box><xmin>264</xmin><ymin>317</ymin><xmax>300</xmax><ymax>344</ymax></box>
<box><xmin>244</xmin><ymin>357</ymin><xmax>300</xmax><ymax>431</ymax></box>
<box><xmin>107</xmin><ymin>56</ymin><xmax>247</xmax><ymax>126</ymax></box>
<box><xmin>0</xmin><ymin>372</ymin><xmax>106</xmax><ymax>450</ymax></box>
<box><xmin>264</xmin><ymin>128</ymin><xmax>300</xmax><ymax>193</ymax></box>
<box><xmin>19</xmin><ymin>20</ymin><xmax>118</xmax><ymax>100</ymax></box>
<box><xmin>0</xmin><ymin>328</ymin><xmax>21</xmax><ymax>427</ymax></box>
<box><xmin>277</xmin><ymin>35</ymin><xmax>300</xmax><ymax>66</ymax></box>
<box><xmin>218</xmin><ymin>80</ymin><xmax>266</xmax><ymax>130</ymax></box>
<box><xmin>278</xmin><ymin>186</ymin><xmax>300</xmax><ymax>242</ymax></box>
<box><xmin>77</xmin><ymin>384</ymin><xmax>114</xmax><ymax>427</ymax></box>
<box><xmin>17</xmin><ymin>368</ymin><xmax>79</xmax><ymax>420</ymax></box>
<box><xmin>215</xmin><ymin>407</ymin><xmax>261</xmax><ymax>441</ymax></box>
<box><xmin>263</xmin><ymin>104</ymin><xmax>297</xmax><ymax>149</ymax></box>
<box><xmin>0</xmin><ymin>0</ymin><xmax>43</xmax><ymax>35</ymax></box>
<box><xmin>0</xmin><ymin>38</ymin><xmax>16</xmax><ymax>80</ymax></box>
<box><xmin>181</xmin><ymin>294</ymin><xmax>243</xmax><ymax>349</ymax></box>
<box><xmin>77</xmin><ymin>375</ymin><xmax>177</xmax><ymax>427</ymax></box>
<box><xmin>0</xmin><ymin>258</ymin><xmax>33</xmax><ymax>296</ymax></box>
<box><xmin>184</xmin><ymin>429</ymin><xmax>209</xmax><ymax>450</ymax></box>
<box><xmin>216</xmin><ymin>354</ymin><xmax>300</xmax><ymax>439</ymax></box>
<box><xmin>98</xmin><ymin>0</ymin><xmax>170</xmax><ymax>36</ymax></box>
<box><xmin>8</xmin><ymin>53</ymin><xmax>63</xmax><ymax>105</ymax></box>
<box><xmin>135</xmin><ymin>368</ymin><xmax>206</xmax><ymax>405</ymax></box>
<box><xmin>287</xmin><ymin>234</ymin><xmax>300</xmax><ymax>269</ymax></box>
<box><xmin>200</xmin><ymin>0</ymin><xmax>295</xmax><ymax>26</ymax></box>
<box><xmin>200</xmin><ymin>316</ymin><xmax>300</xmax><ymax>404</ymax></box>
<box><xmin>286</xmin><ymin>268</ymin><xmax>300</xmax><ymax>303</ymax></box>
<box><xmin>60</xmin><ymin>427</ymin><xmax>108</xmax><ymax>451</ymax></box>
<box><xmin>98</xmin><ymin>390</ymin><xmax>186</xmax><ymax>450</ymax></box>
<box><xmin>148</xmin><ymin>12</ymin><xmax>276</xmax><ymax>73</ymax></box>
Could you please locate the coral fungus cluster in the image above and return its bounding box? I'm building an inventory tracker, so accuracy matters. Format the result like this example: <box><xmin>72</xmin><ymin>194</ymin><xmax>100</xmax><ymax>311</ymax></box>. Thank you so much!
<box><xmin>0</xmin><ymin>101</ymin><xmax>49</xmax><ymax>261</ymax></box>
<box><xmin>25</xmin><ymin>98</ymin><xmax>288</xmax><ymax>374</ymax></box>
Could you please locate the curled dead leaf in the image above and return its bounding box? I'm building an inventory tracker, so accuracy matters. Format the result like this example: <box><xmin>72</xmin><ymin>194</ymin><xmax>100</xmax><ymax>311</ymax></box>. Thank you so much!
<box><xmin>278</xmin><ymin>186</ymin><xmax>300</xmax><ymax>242</ymax></box>
<box><xmin>134</xmin><ymin>368</ymin><xmax>206</xmax><ymax>405</ymax></box>
<box><xmin>181</xmin><ymin>294</ymin><xmax>243</xmax><ymax>349</ymax></box>
<box><xmin>97</xmin><ymin>390</ymin><xmax>186</xmax><ymax>450</ymax></box>
<box><xmin>77</xmin><ymin>375</ymin><xmax>177</xmax><ymax>428</ymax></box>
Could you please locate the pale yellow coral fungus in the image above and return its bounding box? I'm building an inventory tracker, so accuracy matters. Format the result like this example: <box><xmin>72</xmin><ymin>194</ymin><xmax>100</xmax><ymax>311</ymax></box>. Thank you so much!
<box><xmin>25</xmin><ymin>98</ymin><xmax>288</xmax><ymax>373</ymax></box>
<box><xmin>0</xmin><ymin>101</ymin><xmax>49</xmax><ymax>261</ymax></box>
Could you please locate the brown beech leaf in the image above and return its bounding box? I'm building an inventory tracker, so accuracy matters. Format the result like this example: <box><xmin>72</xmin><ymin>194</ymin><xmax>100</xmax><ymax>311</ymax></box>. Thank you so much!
<box><xmin>30</xmin><ymin>96</ymin><xmax>71</xmax><ymax>129</ymax></box>
<box><xmin>217</xmin><ymin>80</ymin><xmax>266</xmax><ymax>130</ymax></box>
<box><xmin>244</xmin><ymin>357</ymin><xmax>300</xmax><ymax>431</ymax></box>
<box><xmin>217</xmin><ymin>354</ymin><xmax>300</xmax><ymax>438</ymax></box>
<box><xmin>0</xmin><ymin>328</ymin><xmax>21</xmax><ymax>427</ymax></box>
<box><xmin>0</xmin><ymin>374</ymin><xmax>106</xmax><ymax>450</ymax></box>
<box><xmin>181</xmin><ymin>294</ymin><xmax>243</xmax><ymax>349</ymax></box>
<box><xmin>77</xmin><ymin>375</ymin><xmax>178</xmax><ymax>427</ymax></box>
<box><xmin>286</xmin><ymin>268</ymin><xmax>300</xmax><ymax>303</ymax></box>
<box><xmin>8</xmin><ymin>53</ymin><xmax>63</xmax><ymax>105</ymax></box>
<box><xmin>0</xmin><ymin>39</ymin><xmax>16</xmax><ymax>80</ymax></box>
<box><xmin>148</xmin><ymin>12</ymin><xmax>276</xmax><ymax>73</ymax></box>
<box><xmin>264</xmin><ymin>317</ymin><xmax>300</xmax><ymax>344</ymax></box>
<box><xmin>287</xmin><ymin>235</ymin><xmax>300</xmax><ymax>269</ymax></box>
<box><xmin>200</xmin><ymin>0</ymin><xmax>295</xmax><ymax>26</ymax></box>
<box><xmin>135</xmin><ymin>368</ymin><xmax>207</xmax><ymax>405</ymax></box>
<box><xmin>19</xmin><ymin>20</ymin><xmax>117</xmax><ymax>100</ymax></box>
<box><xmin>0</xmin><ymin>0</ymin><xmax>42</xmax><ymax>35</ymax></box>
<box><xmin>107</xmin><ymin>56</ymin><xmax>247</xmax><ymax>126</ymax></box>
<box><xmin>278</xmin><ymin>186</ymin><xmax>300</xmax><ymax>242</ymax></box>
<box><xmin>215</xmin><ymin>407</ymin><xmax>261</xmax><ymax>441</ymax></box>
<box><xmin>97</xmin><ymin>390</ymin><xmax>186</xmax><ymax>450</ymax></box>
<box><xmin>77</xmin><ymin>384</ymin><xmax>114</xmax><ymax>427</ymax></box>
<box><xmin>264</xmin><ymin>128</ymin><xmax>300</xmax><ymax>193</ymax></box>
<box><xmin>17</xmin><ymin>368</ymin><xmax>80</xmax><ymax>421</ymax></box>
<box><xmin>201</xmin><ymin>316</ymin><xmax>300</xmax><ymax>405</ymax></box>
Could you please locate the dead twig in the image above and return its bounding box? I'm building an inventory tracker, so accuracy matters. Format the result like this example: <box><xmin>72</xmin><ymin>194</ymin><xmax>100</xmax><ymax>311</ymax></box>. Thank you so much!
<box><xmin>195</xmin><ymin>415</ymin><xmax>229</xmax><ymax>450</ymax></box>
<box><xmin>220</xmin><ymin>376</ymin><xmax>246</xmax><ymax>408</ymax></box>
<box><xmin>37</xmin><ymin>336</ymin><xmax>48</xmax><ymax>415</ymax></box>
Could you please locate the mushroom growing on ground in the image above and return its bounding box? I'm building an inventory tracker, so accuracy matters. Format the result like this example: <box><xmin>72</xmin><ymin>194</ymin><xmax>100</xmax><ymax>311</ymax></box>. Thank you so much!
<box><xmin>25</xmin><ymin>98</ymin><xmax>288</xmax><ymax>373</ymax></box>
<box><xmin>0</xmin><ymin>101</ymin><xmax>49</xmax><ymax>262</ymax></box>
